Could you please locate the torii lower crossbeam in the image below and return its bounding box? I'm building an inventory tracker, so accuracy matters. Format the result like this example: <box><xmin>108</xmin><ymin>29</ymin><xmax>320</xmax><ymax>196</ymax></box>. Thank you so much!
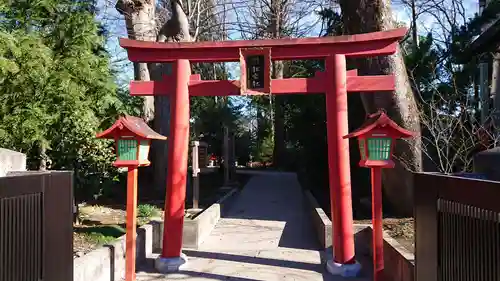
<box><xmin>130</xmin><ymin>70</ymin><xmax>395</xmax><ymax>96</ymax></box>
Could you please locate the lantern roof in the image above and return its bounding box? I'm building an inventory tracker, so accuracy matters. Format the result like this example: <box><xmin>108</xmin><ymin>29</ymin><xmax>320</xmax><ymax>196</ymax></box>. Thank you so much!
<box><xmin>96</xmin><ymin>115</ymin><xmax>167</xmax><ymax>140</ymax></box>
<box><xmin>343</xmin><ymin>110</ymin><xmax>415</xmax><ymax>139</ymax></box>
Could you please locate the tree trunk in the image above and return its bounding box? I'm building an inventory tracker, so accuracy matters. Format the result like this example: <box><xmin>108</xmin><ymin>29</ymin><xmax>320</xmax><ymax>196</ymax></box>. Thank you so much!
<box><xmin>116</xmin><ymin>0</ymin><xmax>156</xmax><ymax>121</ymax></box>
<box><xmin>150</xmin><ymin>64</ymin><xmax>172</xmax><ymax>192</ymax></box>
<box><xmin>116</xmin><ymin>0</ymin><xmax>192</xmax><ymax>193</ymax></box>
<box><xmin>491</xmin><ymin>52</ymin><xmax>500</xmax><ymax>127</ymax></box>
<box><xmin>270</xmin><ymin>0</ymin><xmax>286</xmax><ymax>169</ymax></box>
<box><xmin>410</xmin><ymin>0</ymin><xmax>418</xmax><ymax>51</ymax></box>
<box><xmin>272</xmin><ymin>60</ymin><xmax>285</xmax><ymax>168</ymax></box>
<box><xmin>339</xmin><ymin>0</ymin><xmax>422</xmax><ymax>216</ymax></box>
<box><xmin>39</xmin><ymin>142</ymin><xmax>48</xmax><ymax>171</ymax></box>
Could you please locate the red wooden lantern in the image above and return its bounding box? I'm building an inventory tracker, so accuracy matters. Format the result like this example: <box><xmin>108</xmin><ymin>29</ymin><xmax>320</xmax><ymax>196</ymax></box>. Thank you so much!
<box><xmin>343</xmin><ymin>109</ymin><xmax>415</xmax><ymax>281</ymax></box>
<box><xmin>96</xmin><ymin>115</ymin><xmax>167</xmax><ymax>167</ymax></box>
<box><xmin>96</xmin><ymin>115</ymin><xmax>167</xmax><ymax>281</ymax></box>
<box><xmin>239</xmin><ymin>47</ymin><xmax>271</xmax><ymax>95</ymax></box>
<box><xmin>343</xmin><ymin>110</ymin><xmax>415</xmax><ymax>168</ymax></box>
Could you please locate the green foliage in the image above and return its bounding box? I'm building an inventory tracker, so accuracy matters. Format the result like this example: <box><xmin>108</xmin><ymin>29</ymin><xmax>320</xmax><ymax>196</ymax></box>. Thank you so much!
<box><xmin>464</xmin><ymin>0</ymin><xmax>500</xmax><ymax>40</ymax></box>
<box><xmin>285</xmin><ymin>5</ymin><xmax>490</xmax><ymax>203</ymax></box>
<box><xmin>234</xmin><ymin>130</ymin><xmax>253</xmax><ymax>164</ymax></box>
<box><xmin>188</xmin><ymin>62</ymin><xmax>247</xmax><ymax>161</ymax></box>
<box><xmin>83</xmin><ymin>232</ymin><xmax>119</xmax><ymax>245</ymax></box>
<box><xmin>403</xmin><ymin>23</ymin><xmax>479</xmax><ymax>114</ymax></box>
<box><xmin>137</xmin><ymin>204</ymin><xmax>161</xmax><ymax>218</ymax></box>
<box><xmin>0</xmin><ymin>0</ymin><xmax>140</xmax><ymax>201</ymax></box>
<box><xmin>403</xmin><ymin>33</ymin><xmax>440</xmax><ymax>100</ymax></box>
<box><xmin>317</xmin><ymin>8</ymin><xmax>343</xmax><ymax>36</ymax></box>
<box><xmin>246</xmin><ymin>95</ymin><xmax>275</xmax><ymax>164</ymax></box>
<box><xmin>75</xmin><ymin>224</ymin><xmax>126</xmax><ymax>245</ymax></box>
<box><xmin>194</xmin><ymin>97</ymin><xmax>244</xmax><ymax>157</ymax></box>
<box><xmin>282</xmin><ymin>59</ymin><xmax>328</xmax><ymax>178</ymax></box>
<box><xmin>400</xmin><ymin>7</ymin><xmax>493</xmax><ymax>172</ymax></box>
<box><xmin>0</xmin><ymin>31</ymin><xmax>54</xmax><ymax>152</ymax></box>
<box><xmin>254</xmin><ymin>134</ymin><xmax>274</xmax><ymax>163</ymax></box>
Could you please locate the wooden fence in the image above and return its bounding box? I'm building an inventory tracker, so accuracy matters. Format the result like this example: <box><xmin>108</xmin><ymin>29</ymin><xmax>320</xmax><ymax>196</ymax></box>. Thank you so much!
<box><xmin>414</xmin><ymin>172</ymin><xmax>500</xmax><ymax>281</ymax></box>
<box><xmin>0</xmin><ymin>171</ymin><xmax>73</xmax><ymax>281</ymax></box>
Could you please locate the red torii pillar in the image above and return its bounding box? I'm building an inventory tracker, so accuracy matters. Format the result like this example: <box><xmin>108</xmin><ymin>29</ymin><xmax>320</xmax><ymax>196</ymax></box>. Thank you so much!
<box><xmin>119</xmin><ymin>28</ymin><xmax>406</xmax><ymax>277</ymax></box>
<box><xmin>326</xmin><ymin>54</ymin><xmax>353</xmax><ymax>271</ymax></box>
<box><xmin>163</xmin><ymin>59</ymin><xmax>191</xmax><ymax>259</ymax></box>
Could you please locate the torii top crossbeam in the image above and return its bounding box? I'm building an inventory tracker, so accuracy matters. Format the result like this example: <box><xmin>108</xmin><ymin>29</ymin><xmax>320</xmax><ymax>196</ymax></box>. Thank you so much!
<box><xmin>120</xmin><ymin>28</ymin><xmax>408</xmax><ymax>97</ymax></box>
<box><xmin>119</xmin><ymin>28</ymin><xmax>407</xmax><ymax>63</ymax></box>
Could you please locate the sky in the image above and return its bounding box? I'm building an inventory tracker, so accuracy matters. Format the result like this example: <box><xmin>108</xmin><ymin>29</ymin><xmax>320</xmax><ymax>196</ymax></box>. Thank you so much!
<box><xmin>97</xmin><ymin>0</ymin><xmax>479</xmax><ymax>87</ymax></box>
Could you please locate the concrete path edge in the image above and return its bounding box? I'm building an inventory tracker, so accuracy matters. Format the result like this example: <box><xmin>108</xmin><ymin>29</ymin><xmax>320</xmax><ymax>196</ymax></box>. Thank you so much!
<box><xmin>303</xmin><ymin>188</ymin><xmax>415</xmax><ymax>281</ymax></box>
<box><xmin>73</xmin><ymin>220</ymin><xmax>162</xmax><ymax>281</ymax></box>
<box><xmin>73</xmin><ymin>187</ymin><xmax>239</xmax><ymax>281</ymax></box>
<box><xmin>183</xmin><ymin>187</ymin><xmax>240</xmax><ymax>248</ymax></box>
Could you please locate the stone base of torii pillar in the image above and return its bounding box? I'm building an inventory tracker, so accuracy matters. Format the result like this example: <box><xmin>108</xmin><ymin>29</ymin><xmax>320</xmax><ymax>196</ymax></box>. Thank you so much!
<box><xmin>155</xmin><ymin>253</ymin><xmax>188</xmax><ymax>273</ymax></box>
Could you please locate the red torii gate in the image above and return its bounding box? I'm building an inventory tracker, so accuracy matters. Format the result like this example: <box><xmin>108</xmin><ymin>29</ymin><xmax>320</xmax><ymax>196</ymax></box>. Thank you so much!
<box><xmin>119</xmin><ymin>27</ymin><xmax>407</xmax><ymax>276</ymax></box>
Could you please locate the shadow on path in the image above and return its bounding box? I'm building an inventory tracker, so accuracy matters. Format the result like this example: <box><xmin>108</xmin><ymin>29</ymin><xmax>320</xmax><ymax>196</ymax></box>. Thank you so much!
<box><xmin>137</xmin><ymin>267</ymin><xmax>259</xmax><ymax>281</ymax></box>
<box><xmin>182</xmin><ymin>250</ymin><xmax>324</xmax><ymax>272</ymax></box>
<box><xmin>218</xmin><ymin>173</ymin><xmax>319</xmax><ymax>251</ymax></box>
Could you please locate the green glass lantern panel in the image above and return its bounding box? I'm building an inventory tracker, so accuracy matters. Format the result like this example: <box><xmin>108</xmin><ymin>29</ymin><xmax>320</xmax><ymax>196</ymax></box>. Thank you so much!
<box><xmin>358</xmin><ymin>139</ymin><xmax>366</xmax><ymax>160</ymax></box>
<box><xmin>117</xmin><ymin>139</ymin><xmax>137</xmax><ymax>160</ymax></box>
<box><xmin>138</xmin><ymin>140</ymin><xmax>150</xmax><ymax>161</ymax></box>
<box><xmin>367</xmin><ymin>138</ymin><xmax>392</xmax><ymax>160</ymax></box>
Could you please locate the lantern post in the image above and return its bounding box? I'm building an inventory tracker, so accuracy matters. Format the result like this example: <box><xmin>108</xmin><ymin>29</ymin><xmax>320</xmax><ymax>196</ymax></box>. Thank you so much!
<box><xmin>191</xmin><ymin>141</ymin><xmax>200</xmax><ymax>209</ymax></box>
<box><xmin>96</xmin><ymin>115</ymin><xmax>167</xmax><ymax>281</ymax></box>
<box><xmin>343</xmin><ymin>110</ymin><xmax>415</xmax><ymax>281</ymax></box>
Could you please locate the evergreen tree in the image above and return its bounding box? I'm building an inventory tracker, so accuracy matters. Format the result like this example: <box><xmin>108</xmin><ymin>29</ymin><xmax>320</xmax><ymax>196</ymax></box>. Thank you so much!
<box><xmin>0</xmin><ymin>0</ymin><xmax>137</xmax><ymax>200</ymax></box>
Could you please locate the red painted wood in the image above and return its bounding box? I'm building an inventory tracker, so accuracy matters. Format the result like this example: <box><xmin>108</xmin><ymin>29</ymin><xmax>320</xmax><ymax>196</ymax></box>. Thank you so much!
<box><xmin>315</xmin><ymin>69</ymin><xmax>357</xmax><ymax>80</ymax></box>
<box><xmin>325</xmin><ymin>54</ymin><xmax>356</xmax><ymax>264</ymax></box>
<box><xmin>343</xmin><ymin>111</ymin><xmax>415</xmax><ymax>169</ymax></box>
<box><xmin>125</xmin><ymin>167</ymin><xmax>138</xmax><ymax>281</ymax></box>
<box><xmin>124</xmin><ymin>41</ymin><xmax>399</xmax><ymax>63</ymax></box>
<box><xmin>358</xmin><ymin>159</ymin><xmax>395</xmax><ymax>168</ymax></box>
<box><xmin>96</xmin><ymin>115</ymin><xmax>167</xmax><ymax>140</ymax></box>
<box><xmin>113</xmin><ymin>159</ymin><xmax>151</xmax><ymax>167</ymax></box>
<box><xmin>121</xmin><ymin>28</ymin><xmax>405</xmax><ymax>50</ymax></box>
<box><xmin>162</xmin><ymin>59</ymin><xmax>190</xmax><ymax>258</ymax></box>
<box><xmin>190</xmin><ymin>74</ymin><xmax>201</xmax><ymax>81</ymax></box>
<box><xmin>371</xmin><ymin>167</ymin><xmax>384</xmax><ymax>281</ymax></box>
<box><xmin>130</xmin><ymin>75</ymin><xmax>395</xmax><ymax>96</ymax></box>
<box><xmin>346</xmin><ymin>76</ymin><xmax>395</xmax><ymax>92</ymax></box>
<box><xmin>343</xmin><ymin>110</ymin><xmax>415</xmax><ymax>139</ymax></box>
<box><xmin>120</xmin><ymin>29</ymin><xmax>406</xmax><ymax>63</ymax></box>
<box><xmin>346</xmin><ymin>69</ymin><xmax>358</xmax><ymax>76</ymax></box>
<box><xmin>239</xmin><ymin>48</ymin><xmax>271</xmax><ymax>94</ymax></box>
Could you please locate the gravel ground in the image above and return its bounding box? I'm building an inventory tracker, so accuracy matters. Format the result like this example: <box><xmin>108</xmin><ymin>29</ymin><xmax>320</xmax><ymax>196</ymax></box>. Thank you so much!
<box><xmin>73</xmin><ymin>205</ymin><xmax>163</xmax><ymax>258</ymax></box>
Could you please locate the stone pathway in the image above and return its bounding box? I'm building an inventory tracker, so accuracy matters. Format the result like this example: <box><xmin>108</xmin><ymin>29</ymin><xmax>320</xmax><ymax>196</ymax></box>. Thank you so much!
<box><xmin>136</xmin><ymin>171</ymin><xmax>370</xmax><ymax>281</ymax></box>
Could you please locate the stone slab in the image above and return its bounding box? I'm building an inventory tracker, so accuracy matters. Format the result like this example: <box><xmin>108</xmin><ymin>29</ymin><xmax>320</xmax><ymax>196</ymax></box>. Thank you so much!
<box><xmin>474</xmin><ymin>147</ymin><xmax>500</xmax><ymax>181</ymax></box>
<box><xmin>303</xmin><ymin>189</ymin><xmax>332</xmax><ymax>249</ymax></box>
<box><xmin>303</xmin><ymin>189</ymin><xmax>414</xmax><ymax>280</ymax></box>
<box><xmin>354</xmin><ymin>225</ymin><xmax>415</xmax><ymax>281</ymax></box>
<box><xmin>73</xmin><ymin>221</ymin><xmax>162</xmax><ymax>281</ymax></box>
<box><xmin>183</xmin><ymin>188</ymin><xmax>239</xmax><ymax>249</ymax></box>
<box><xmin>0</xmin><ymin>148</ymin><xmax>26</xmax><ymax>177</ymax></box>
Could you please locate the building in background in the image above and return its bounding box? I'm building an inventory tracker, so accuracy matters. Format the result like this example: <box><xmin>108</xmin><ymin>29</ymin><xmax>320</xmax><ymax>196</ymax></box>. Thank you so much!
<box><xmin>465</xmin><ymin>0</ymin><xmax>500</xmax><ymax>125</ymax></box>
